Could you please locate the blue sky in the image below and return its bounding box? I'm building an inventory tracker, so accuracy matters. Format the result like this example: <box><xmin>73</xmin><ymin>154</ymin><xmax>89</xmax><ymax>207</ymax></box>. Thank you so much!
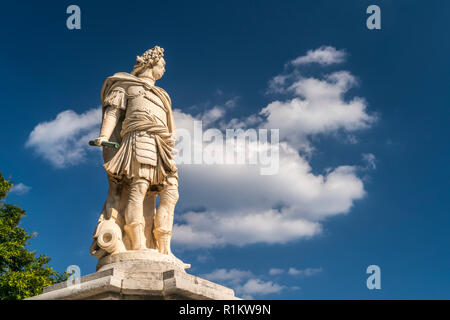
<box><xmin>1</xmin><ymin>0</ymin><xmax>449</xmax><ymax>299</ymax></box>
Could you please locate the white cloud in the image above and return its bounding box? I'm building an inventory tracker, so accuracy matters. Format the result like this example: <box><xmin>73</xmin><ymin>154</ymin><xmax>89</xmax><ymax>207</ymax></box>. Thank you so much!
<box><xmin>26</xmin><ymin>108</ymin><xmax>101</xmax><ymax>168</ymax></box>
<box><xmin>236</xmin><ymin>279</ymin><xmax>285</xmax><ymax>296</ymax></box>
<box><xmin>190</xmin><ymin>97</ymin><xmax>250</xmax><ymax>130</ymax></box>
<box><xmin>196</xmin><ymin>252</ymin><xmax>213</xmax><ymax>263</ymax></box>
<box><xmin>9</xmin><ymin>183</ymin><xmax>31</xmax><ymax>195</ymax></box>
<box><xmin>268</xmin><ymin>267</ymin><xmax>323</xmax><ymax>277</ymax></box>
<box><xmin>362</xmin><ymin>153</ymin><xmax>376</xmax><ymax>170</ymax></box>
<box><xmin>269</xmin><ymin>268</ymin><xmax>284</xmax><ymax>275</ymax></box>
<box><xmin>202</xmin><ymin>268</ymin><xmax>287</xmax><ymax>298</ymax></box>
<box><xmin>224</xmin><ymin>96</ymin><xmax>239</xmax><ymax>109</ymax></box>
<box><xmin>288</xmin><ymin>267</ymin><xmax>323</xmax><ymax>277</ymax></box>
<box><xmin>268</xmin><ymin>74</ymin><xmax>292</xmax><ymax>94</ymax></box>
<box><xmin>201</xmin><ymin>106</ymin><xmax>225</xmax><ymax>126</ymax></box>
<box><xmin>202</xmin><ymin>268</ymin><xmax>253</xmax><ymax>286</ymax></box>
<box><xmin>291</xmin><ymin>46</ymin><xmax>346</xmax><ymax>66</ymax></box>
<box><xmin>261</xmin><ymin>71</ymin><xmax>376</xmax><ymax>151</ymax></box>
<box><xmin>173</xmin><ymin>131</ymin><xmax>365</xmax><ymax>247</ymax></box>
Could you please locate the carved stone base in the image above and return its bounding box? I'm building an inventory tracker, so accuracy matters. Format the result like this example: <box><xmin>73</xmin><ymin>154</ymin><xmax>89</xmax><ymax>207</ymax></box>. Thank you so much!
<box><xmin>96</xmin><ymin>249</ymin><xmax>191</xmax><ymax>272</ymax></box>
<box><xmin>27</xmin><ymin>252</ymin><xmax>239</xmax><ymax>300</ymax></box>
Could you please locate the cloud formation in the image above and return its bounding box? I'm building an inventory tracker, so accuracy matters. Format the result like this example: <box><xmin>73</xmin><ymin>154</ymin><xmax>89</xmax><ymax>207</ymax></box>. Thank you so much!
<box><xmin>269</xmin><ymin>268</ymin><xmax>284</xmax><ymax>275</ymax></box>
<box><xmin>202</xmin><ymin>266</ymin><xmax>315</xmax><ymax>298</ymax></box>
<box><xmin>26</xmin><ymin>108</ymin><xmax>101</xmax><ymax>168</ymax></box>
<box><xmin>362</xmin><ymin>153</ymin><xmax>376</xmax><ymax>170</ymax></box>
<box><xmin>291</xmin><ymin>46</ymin><xmax>347</xmax><ymax>66</ymax></box>
<box><xmin>263</xmin><ymin>72</ymin><xmax>376</xmax><ymax>152</ymax></box>
<box><xmin>288</xmin><ymin>267</ymin><xmax>323</xmax><ymax>277</ymax></box>
<box><xmin>172</xmin><ymin>47</ymin><xmax>373</xmax><ymax>248</ymax></box>
<box><xmin>202</xmin><ymin>268</ymin><xmax>288</xmax><ymax>299</ymax></box>
<box><xmin>236</xmin><ymin>279</ymin><xmax>285</xmax><ymax>297</ymax></box>
<box><xmin>201</xmin><ymin>268</ymin><xmax>253</xmax><ymax>286</ymax></box>
<box><xmin>9</xmin><ymin>183</ymin><xmax>31</xmax><ymax>195</ymax></box>
<box><xmin>268</xmin><ymin>267</ymin><xmax>322</xmax><ymax>277</ymax></box>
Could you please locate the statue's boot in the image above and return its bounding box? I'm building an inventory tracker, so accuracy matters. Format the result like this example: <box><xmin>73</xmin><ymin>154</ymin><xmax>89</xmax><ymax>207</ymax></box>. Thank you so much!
<box><xmin>124</xmin><ymin>222</ymin><xmax>146</xmax><ymax>250</ymax></box>
<box><xmin>153</xmin><ymin>186</ymin><xmax>178</xmax><ymax>255</ymax></box>
<box><xmin>153</xmin><ymin>227</ymin><xmax>172</xmax><ymax>255</ymax></box>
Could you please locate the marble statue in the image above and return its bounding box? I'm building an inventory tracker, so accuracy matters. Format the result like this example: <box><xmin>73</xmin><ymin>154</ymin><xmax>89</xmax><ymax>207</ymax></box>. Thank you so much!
<box><xmin>27</xmin><ymin>46</ymin><xmax>242</xmax><ymax>299</ymax></box>
<box><xmin>89</xmin><ymin>46</ymin><xmax>183</xmax><ymax>266</ymax></box>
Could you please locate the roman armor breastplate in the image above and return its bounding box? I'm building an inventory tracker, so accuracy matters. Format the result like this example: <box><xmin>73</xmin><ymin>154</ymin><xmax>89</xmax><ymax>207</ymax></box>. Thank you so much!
<box><xmin>126</xmin><ymin>85</ymin><xmax>168</xmax><ymax>126</ymax></box>
<box><xmin>126</xmin><ymin>85</ymin><xmax>168</xmax><ymax>166</ymax></box>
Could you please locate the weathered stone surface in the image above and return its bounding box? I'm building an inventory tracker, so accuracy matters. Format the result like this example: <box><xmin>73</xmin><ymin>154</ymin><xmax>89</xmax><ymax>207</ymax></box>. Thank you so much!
<box><xmin>27</xmin><ymin>260</ymin><xmax>239</xmax><ymax>300</ymax></box>
<box><xmin>90</xmin><ymin>46</ymin><xmax>181</xmax><ymax>262</ymax></box>
<box><xmin>96</xmin><ymin>249</ymin><xmax>190</xmax><ymax>272</ymax></box>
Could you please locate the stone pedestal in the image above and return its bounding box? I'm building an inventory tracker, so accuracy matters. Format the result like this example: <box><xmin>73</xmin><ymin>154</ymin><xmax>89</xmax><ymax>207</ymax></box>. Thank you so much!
<box><xmin>28</xmin><ymin>250</ymin><xmax>239</xmax><ymax>300</ymax></box>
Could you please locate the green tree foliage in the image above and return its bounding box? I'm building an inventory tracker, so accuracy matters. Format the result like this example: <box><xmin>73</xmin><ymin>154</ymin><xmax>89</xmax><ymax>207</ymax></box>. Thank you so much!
<box><xmin>0</xmin><ymin>172</ymin><xmax>67</xmax><ymax>300</ymax></box>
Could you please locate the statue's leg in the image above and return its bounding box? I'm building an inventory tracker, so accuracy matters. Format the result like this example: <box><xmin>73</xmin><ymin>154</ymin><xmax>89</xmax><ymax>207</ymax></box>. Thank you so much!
<box><xmin>104</xmin><ymin>175</ymin><xmax>121</xmax><ymax>220</ymax></box>
<box><xmin>143</xmin><ymin>191</ymin><xmax>157</xmax><ymax>249</ymax></box>
<box><xmin>153</xmin><ymin>176</ymin><xmax>179</xmax><ymax>255</ymax></box>
<box><xmin>124</xmin><ymin>177</ymin><xmax>150</xmax><ymax>250</ymax></box>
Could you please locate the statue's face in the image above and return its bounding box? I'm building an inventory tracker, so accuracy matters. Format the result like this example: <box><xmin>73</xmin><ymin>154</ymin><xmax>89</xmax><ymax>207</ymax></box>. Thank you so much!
<box><xmin>152</xmin><ymin>58</ymin><xmax>166</xmax><ymax>80</ymax></box>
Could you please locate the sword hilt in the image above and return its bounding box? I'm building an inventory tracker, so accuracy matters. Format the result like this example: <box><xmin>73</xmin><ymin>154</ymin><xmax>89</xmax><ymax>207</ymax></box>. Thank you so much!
<box><xmin>88</xmin><ymin>140</ymin><xmax>120</xmax><ymax>149</ymax></box>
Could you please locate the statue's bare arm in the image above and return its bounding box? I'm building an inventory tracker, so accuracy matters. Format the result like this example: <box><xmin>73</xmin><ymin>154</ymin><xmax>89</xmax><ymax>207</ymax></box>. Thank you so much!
<box><xmin>93</xmin><ymin>106</ymin><xmax>123</xmax><ymax>146</ymax></box>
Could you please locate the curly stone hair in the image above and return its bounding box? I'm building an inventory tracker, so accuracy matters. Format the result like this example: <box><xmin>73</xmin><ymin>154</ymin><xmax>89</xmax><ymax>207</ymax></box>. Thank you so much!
<box><xmin>131</xmin><ymin>46</ymin><xmax>165</xmax><ymax>76</ymax></box>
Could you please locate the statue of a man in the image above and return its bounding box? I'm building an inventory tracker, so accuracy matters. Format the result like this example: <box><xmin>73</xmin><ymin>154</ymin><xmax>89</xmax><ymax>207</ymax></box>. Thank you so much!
<box><xmin>90</xmin><ymin>46</ymin><xmax>179</xmax><ymax>259</ymax></box>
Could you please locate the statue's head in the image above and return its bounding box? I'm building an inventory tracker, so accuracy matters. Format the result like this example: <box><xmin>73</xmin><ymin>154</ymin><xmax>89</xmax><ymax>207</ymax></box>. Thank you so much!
<box><xmin>131</xmin><ymin>46</ymin><xmax>166</xmax><ymax>81</ymax></box>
